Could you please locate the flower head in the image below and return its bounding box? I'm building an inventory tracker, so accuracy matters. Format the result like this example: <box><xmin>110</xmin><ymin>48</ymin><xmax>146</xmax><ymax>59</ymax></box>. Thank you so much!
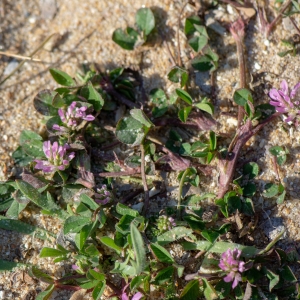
<box><xmin>94</xmin><ymin>185</ymin><xmax>112</xmax><ymax>205</ymax></box>
<box><xmin>157</xmin><ymin>215</ymin><xmax>176</xmax><ymax>233</ymax></box>
<box><xmin>219</xmin><ymin>248</ymin><xmax>246</xmax><ymax>289</ymax></box>
<box><xmin>53</xmin><ymin>101</ymin><xmax>95</xmax><ymax>131</ymax></box>
<box><xmin>121</xmin><ymin>283</ymin><xmax>143</xmax><ymax>300</ymax></box>
<box><xmin>230</xmin><ymin>17</ymin><xmax>245</xmax><ymax>42</ymax></box>
<box><xmin>269</xmin><ymin>80</ymin><xmax>300</xmax><ymax>123</ymax></box>
<box><xmin>34</xmin><ymin>141</ymin><xmax>75</xmax><ymax>173</ymax></box>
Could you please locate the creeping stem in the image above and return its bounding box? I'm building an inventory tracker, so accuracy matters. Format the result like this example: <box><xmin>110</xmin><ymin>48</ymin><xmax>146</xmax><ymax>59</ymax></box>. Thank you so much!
<box><xmin>217</xmin><ymin>112</ymin><xmax>281</xmax><ymax>198</ymax></box>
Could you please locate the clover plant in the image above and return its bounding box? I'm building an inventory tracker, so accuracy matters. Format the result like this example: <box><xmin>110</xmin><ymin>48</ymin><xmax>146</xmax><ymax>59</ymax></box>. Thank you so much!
<box><xmin>1</xmin><ymin>3</ymin><xmax>300</xmax><ymax>300</ymax></box>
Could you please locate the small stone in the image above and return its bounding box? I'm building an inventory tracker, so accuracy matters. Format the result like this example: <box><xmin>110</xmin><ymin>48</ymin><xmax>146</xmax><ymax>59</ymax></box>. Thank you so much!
<box><xmin>0</xmin><ymin>291</ymin><xmax>5</xmax><ymax>299</ymax></box>
<box><xmin>28</xmin><ymin>16</ymin><xmax>36</xmax><ymax>24</ymax></box>
<box><xmin>226</xmin><ymin>117</ymin><xmax>238</xmax><ymax>127</ymax></box>
<box><xmin>205</xmin><ymin>11</ymin><xmax>226</xmax><ymax>36</ymax></box>
<box><xmin>254</xmin><ymin>63</ymin><xmax>261</xmax><ymax>70</ymax></box>
<box><xmin>131</xmin><ymin>202</ymin><xmax>144</xmax><ymax>213</ymax></box>
<box><xmin>227</xmin><ymin>4</ymin><xmax>234</xmax><ymax>15</ymax></box>
<box><xmin>149</xmin><ymin>187</ymin><xmax>160</xmax><ymax>198</ymax></box>
<box><xmin>4</xmin><ymin>60</ymin><xmax>18</xmax><ymax>75</ymax></box>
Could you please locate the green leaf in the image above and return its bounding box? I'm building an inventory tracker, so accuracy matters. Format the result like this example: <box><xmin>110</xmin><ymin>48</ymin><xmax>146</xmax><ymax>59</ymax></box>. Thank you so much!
<box><xmin>227</xmin><ymin>195</ymin><xmax>241</xmax><ymax>214</ymax></box>
<box><xmin>201</xmin><ymin>230</ymin><xmax>220</xmax><ymax>243</ymax></box>
<box><xmin>244</xmin><ymin>268</ymin><xmax>263</xmax><ymax>284</ymax></box>
<box><xmin>92</xmin><ymin>281</ymin><xmax>106</xmax><ymax>300</ymax></box>
<box><xmin>64</xmin><ymin>215</ymin><xmax>91</xmax><ymax>234</ymax></box>
<box><xmin>188</xmin><ymin>36</ymin><xmax>208</xmax><ymax>53</ymax></box>
<box><xmin>46</xmin><ymin>115</ymin><xmax>63</xmax><ymax>132</ymax></box>
<box><xmin>33</xmin><ymin>89</ymin><xmax>58</xmax><ymax>116</ymax></box>
<box><xmin>176</xmin><ymin>88</ymin><xmax>193</xmax><ymax>105</ymax></box>
<box><xmin>278</xmin><ymin>50</ymin><xmax>294</xmax><ymax>57</ymax></box>
<box><xmin>155</xmin><ymin>226</ymin><xmax>193</xmax><ymax>245</ymax></box>
<box><xmin>49</xmin><ymin>68</ymin><xmax>75</xmax><ymax>86</ymax></box>
<box><xmin>89</xmin><ymin>269</ymin><xmax>105</xmax><ymax>281</ymax></box>
<box><xmin>203</xmin><ymin>278</ymin><xmax>218</xmax><ymax>300</ymax></box>
<box><xmin>243</xmin><ymin>182</ymin><xmax>256</xmax><ymax>197</ymax></box>
<box><xmin>80</xmin><ymin>194</ymin><xmax>99</xmax><ymax>210</ymax></box>
<box><xmin>184</xmin><ymin>215</ymin><xmax>205</xmax><ymax>231</ymax></box>
<box><xmin>269</xmin><ymin>146</ymin><xmax>287</xmax><ymax>165</ymax></box>
<box><xmin>52</xmin><ymin>92</ymin><xmax>65</xmax><ymax>108</ymax></box>
<box><xmin>75</xmin><ymin>222</ymin><xmax>94</xmax><ymax>250</ymax></box>
<box><xmin>180</xmin><ymin>280</ymin><xmax>199</xmax><ymax>300</ymax></box>
<box><xmin>0</xmin><ymin>259</ymin><xmax>29</xmax><ymax>272</ymax></box>
<box><xmin>116</xmin><ymin>116</ymin><xmax>147</xmax><ymax>146</ymax></box>
<box><xmin>130</xmin><ymin>109</ymin><xmax>154</xmax><ymax>127</ymax></box>
<box><xmin>182</xmin><ymin>241</ymin><xmax>260</xmax><ymax>258</ymax></box>
<box><xmin>233</xmin><ymin>88</ymin><xmax>253</xmax><ymax>106</ymax></box>
<box><xmin>20</xmin><ymin>130</ymin><xmax>43</xmax><ymax>144</ymax></box>
<box><xmin>152</xmin><ymin>106</ymin><xmax>167</xmax><ymax>118</ymax></box>
<box><xmin>263</xmin><ymin>183</ymin><xmax>279</xmax><ymax>198</ymax></box>
<box><xmin>111</xmin><ymin>260</ymin><xmax>136</xmax><ymax>276</ymax></box>
<box><xmin>55</xmin><ymin>87</ymin><xmax>70</xmax><ymax>94</ymax></box>
<box><xmin>243</xmin><ymin>162</ymin><xmax>259</xmax><ymax>179</ymax></box>
<box><xmin>21</xmin><ymin>139</ymin><xmax>45</xmax><ymax>158</ymax></box>
<box><xmin>0</xmin><ymin>216</ymin><xmax>53</xmax><ymax>240</ymax></box>
<box><xmin>178</xmin><ymin>106</ymin><xmax>192</xmax><ymax>122</ymax></box>
<box><xmin>277</xmin><ymin>190</ymin><xmax>286</xmax><ymax>204</ymax></box>
<box><xmin>215</xmin><ymin>280</ymin><xmax>231</xmax><ymax>299</ymax></box>
<box><xmin>130</xmin><ymin>223</ymin><xmax>147</xmax><ymax>275</ymax></box>
<box><xmin>153</xmin><ymin>266</ymin><xmax>174</xmax><ymax>285</ymax></box>
<box><xmin>209</xmin><ymin>131</ymin><xmax>217</xmax><ymax>151</ymax></box>
<box><xmin>241</xmin><ymin>198</ymin><xmax>255</xmax><ymax>216</ymax></box>
<box><xmin>179</xmin><ymin>143</ymin><xmax>191</xmax><ymax>156</ymax></box>
<box><xmin>12</xmin><ymin>146</ymin><xmax>33</xmax><ymax>166</ymax></box>
<box><xmin>124</xmin><ymin>155</ymin><xmax>142</xmax><ymax>168</ymax></box>
<box><xmin>194</xmin><ymin>102</ymin><xmax>214</xmax><ymax>115</ymax></box>
<box><xmin>0</xmin><ymin>194</ymin><xmax>14</xmax><ymax>212</ymax></box>
<box><xmin>109</xmin><ymin>67</ymin><xmax>124</xmax><ymax>82</ymax></box>
<box><xmin>116</xmin><ymin>203</ymin><xmax>139</xmax><ymax>217</ymax></box>
<box><xmin>116</xmin><ymin>214</ymin><xmax>135</xmax><ymax>234</ymax></box>
<box><xmin>6</xmin><ymin>199</ymin><xmax>27</xmax><ymax>218</ymax></box>
<box><xmin>167</xmin><ymin>66</ymin><xmax>188</xmax><ymax>87</ymax></box>
<box><xmin>16</xmin><ymin>181</ymin><xmax>68</xmax><ymax>219</ymax></box>
<box><xmin>99</xmin><ymin>236</ymin><xmax>122</xmax><ymax>254</ymax></box>
<box><xmin>36</xmin><ymin>284</ymin><xmax>55</xmax><ymax>300</ymax></box>
<box><xmin>85</xmin><ymin>82</ymin><xmax>104</xmax><ymax>112</ymax></box>
<box><xmin>215</xmin><ymin>198</ymin><xmax>228</xmax><ymax>218</ymax></box>
<box><xmin>112</xmin><ymin>27</ymin><xmax>139</xmax><ymax>50</ymax></box>
<box><xmin>279</xmin><ymin>265</ymin><xmax>297</xmax><ymax>283</ymax></box>
<box><xmin>79</xmin><ymin>280</ymin><xmax>99</xmax><ymax>289</ymax></box>
<box><xmin>259</xmin><ymin>230</ymin><xmax>285</xmax><ymax>255</ymax></box>
<box><xmin>30</xmin><ymin>266</ymin><xmax>55</xmax><ymax>284</ymax></box>
<box><xmin>130</xmin><ymin>274</ymin><xmax>147</xmax><ymax>290</ymax></box>
<box><xmin>150</xmin><ymin>243</ymin><xmax>174</xmax><ymax>264</ymax></box>
<box><xmin>188</xmin><ymin>26</ymin><xmax>208</xmax><ymax>52</ymax></box>
<box><xmin>264</xmin><ymin>268</ymin><xmax>280</xmax><ymax>291</ymax></box>
<box><xmin>184</xmin><ymin>15</ymin><xmax>202</xmax><ymax>35</ymax></box>
<box><xmin>191</xmin><ymin>55</ymin><xmax>217</xmax><ymax>72</ymax></box>
<box><xmin>40</xmin><ymin>247</ymin><xmax>68</xmax><ymax>258</ymax></box>
<box><xmin>135</xmin><ymin>8</ymin><xmax>155</xmax><ymax>36</ymax></box>
<box><xmin>149</xmin><ymin>88</ymin><xmax>167</xmax><ymax>105</ymax></box>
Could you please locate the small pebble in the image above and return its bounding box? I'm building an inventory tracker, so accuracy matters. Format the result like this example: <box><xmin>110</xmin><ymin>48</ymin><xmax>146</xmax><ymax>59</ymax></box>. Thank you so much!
<box><xmin>0</xmin><ymin>291</ymin><xmax>5</xmax><ymax>300</ymax></box>
<box><xmin>28</xmin><ymin>16</ymin><xmax>36</xmax><ymax>23</ymax></box>
<box><xmin>254</xmin><ymin>62</ymin><xmax>261</xmax><ymax>70</ymax></box>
